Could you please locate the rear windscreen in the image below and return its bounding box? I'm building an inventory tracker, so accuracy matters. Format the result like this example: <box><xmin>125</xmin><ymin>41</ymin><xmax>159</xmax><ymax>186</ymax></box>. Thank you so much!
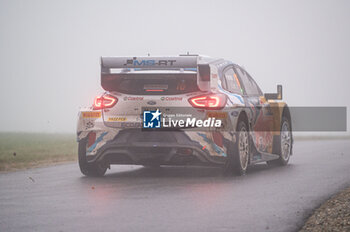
<box><xmin>101</xmin><ymin>73</ymin><xmax>199</xmax><ymax>95</ymax></box>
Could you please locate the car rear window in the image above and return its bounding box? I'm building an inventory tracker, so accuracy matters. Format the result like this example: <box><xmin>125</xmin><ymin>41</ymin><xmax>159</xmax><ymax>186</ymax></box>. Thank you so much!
<box><xmin>101</xmin><ymin>73</ymin><xmax>199</xmax><ymax>95</ymax></box>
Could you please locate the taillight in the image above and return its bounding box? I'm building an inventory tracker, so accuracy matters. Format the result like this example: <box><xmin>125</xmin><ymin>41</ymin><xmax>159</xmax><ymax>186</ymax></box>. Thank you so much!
<box><xmin>93</xmin><ymin>94</ymin><xmax>118</xmax><ymax>110</ymax></box>
<box><xmin>188</xmin><ymin>93</ymin><xmax>227</xmax><ymax>110</ymax></box>
<box><xmin>145</xmin><ymin>89</ymin><xmax>164</xmax><ymax>92</ymax></box>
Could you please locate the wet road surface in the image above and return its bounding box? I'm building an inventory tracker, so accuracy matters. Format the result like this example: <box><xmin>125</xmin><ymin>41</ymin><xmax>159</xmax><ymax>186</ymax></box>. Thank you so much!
<box><xmin>1</xmin><ymin>140</ymin><xmax>350</xmax><ymax>232</ymax></box>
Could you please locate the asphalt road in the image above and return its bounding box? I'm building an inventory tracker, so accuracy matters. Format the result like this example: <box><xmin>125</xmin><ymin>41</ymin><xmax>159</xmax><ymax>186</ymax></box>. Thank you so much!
<box><xmin>1</xmin><ymin>140</ymin><xmax>350</xmax><ymax>232</ymax></box>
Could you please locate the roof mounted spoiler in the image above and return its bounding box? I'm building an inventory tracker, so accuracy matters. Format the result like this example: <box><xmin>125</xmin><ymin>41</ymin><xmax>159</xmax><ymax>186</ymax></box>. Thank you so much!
<box><xmin>101</xmin><ymin>56</ymin><xmax>198</xmax><ymax>72</ymax></box>
<box><xmin>101</xmin><ymin>56</ymin><xmax>212</xmax><ymax>82</ymax></box>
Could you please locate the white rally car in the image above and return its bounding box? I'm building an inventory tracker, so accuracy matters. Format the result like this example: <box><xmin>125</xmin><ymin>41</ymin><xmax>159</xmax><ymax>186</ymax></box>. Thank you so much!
<box><xmin>77</xmin><ymin>55</ymin><xmax>293</xmax><ymax>176</ymax></box>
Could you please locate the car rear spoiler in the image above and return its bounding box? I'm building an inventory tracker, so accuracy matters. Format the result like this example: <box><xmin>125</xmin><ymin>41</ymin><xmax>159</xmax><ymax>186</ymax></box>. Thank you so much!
<box><xmin>101</xmin><ymin>56</ymin><xmax>199</xmax><ymax>71</ymax></box>
<box><xmin>101</xmin><ymin>56</ymin><xmax>212</xmax><ymax>83</ymax></box>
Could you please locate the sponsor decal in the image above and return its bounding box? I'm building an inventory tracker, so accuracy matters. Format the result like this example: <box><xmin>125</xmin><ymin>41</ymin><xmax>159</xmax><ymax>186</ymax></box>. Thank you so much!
<box><xmin>231</xmin><ymin>111</ymin><xmax>239</xmax><ymax>117</ymax></box>
<box><xmin>160</xmin><ymin>97</ymin><xmax>183</xmax><ymax>101</ymax></box>
<box><xmin>124</xmin><ymin>58</ymin><xmax>176</xmax><ymax>66</ymax></box>
<box><xmin>121</xmin><ymin>122</ymin><xmax>142</xmax><ymax>128</ymax></box>
<box><xmin>206</xmin><ymin>111</ymin><xmax>228</xmax><ymax>119</ymax></box>
<box><xmin>85</xmin><ymin>121</ymin><xmax>94</xmax><ymax>129</ymax></box>
<box><xmin>108</xmin><ymin>117</ymin><xmax>127</xmax><ymax>122</ymax></box>
<box><xmin>147</xmin><ymin>100</ymin><xmax>157</xmax><ymax>105</ymax></box>
<box><xmin>142</xmin><ymin>109</ymin><xmax>222</xmax><ymax>129</ymax></box>
<box><xmin>123</xmin><ymin>96</ymin><xmax>144</xmax><ymax>101</ymax></box>
<box><xmin>82</xmin><ymin>112</ymin><xmax>101</xmax><ymax>118</ymax></box>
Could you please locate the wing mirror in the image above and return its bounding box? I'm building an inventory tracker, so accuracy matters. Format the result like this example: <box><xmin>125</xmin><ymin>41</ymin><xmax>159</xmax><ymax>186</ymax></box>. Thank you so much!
<box><xmin>264</xmin><ymin>85</ymin><xmax>282</xmax><ymax>100</ymax></box>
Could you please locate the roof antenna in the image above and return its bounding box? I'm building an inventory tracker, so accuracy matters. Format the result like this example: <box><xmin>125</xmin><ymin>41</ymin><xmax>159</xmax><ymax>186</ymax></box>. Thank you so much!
<box><xmin>187</xmin><ymin>51</ymin><xmax>189</xmax><ymax>55</ymax></box>
<box><xmin>147</xmin><ymin>53</ymin><xmax>150</xmax><ymax>56</ymax></box>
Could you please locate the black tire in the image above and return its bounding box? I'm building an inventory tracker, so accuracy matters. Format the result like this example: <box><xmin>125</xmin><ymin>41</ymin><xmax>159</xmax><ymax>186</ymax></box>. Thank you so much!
<box><xmin>224</xmin><ymin>120</ymin><xmax>250</xmax><ymax>176</ymax></box>
<box><xmin>78</xmin><ymin>138</ymin><xmax>107</xmax><ymax>177</ymax></box>
<box><xmin>267</xmin><ymin>116</ymin><xmax>292</xmax><ymax>166</ymax></box>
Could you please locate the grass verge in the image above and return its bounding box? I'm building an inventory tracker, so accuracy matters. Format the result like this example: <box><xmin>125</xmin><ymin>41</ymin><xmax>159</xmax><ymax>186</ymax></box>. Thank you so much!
<box><xmin>0</xmin><ymin>133</ymin><xmax>77</xmax><ymax>172</ymax></box>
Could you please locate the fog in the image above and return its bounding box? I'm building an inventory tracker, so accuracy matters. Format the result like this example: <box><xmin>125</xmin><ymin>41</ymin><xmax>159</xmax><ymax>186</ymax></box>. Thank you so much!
<box><xmin>0</xmin><ymin>0</ymin><xmax>349</xmax><ymax>133</ymax></box>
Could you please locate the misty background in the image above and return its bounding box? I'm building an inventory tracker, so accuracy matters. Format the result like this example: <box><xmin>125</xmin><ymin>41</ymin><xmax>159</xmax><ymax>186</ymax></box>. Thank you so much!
<box><xmin>0</xmin><ymin>0</ymin><xmax>349</xmax><ymax>133</ymax></box>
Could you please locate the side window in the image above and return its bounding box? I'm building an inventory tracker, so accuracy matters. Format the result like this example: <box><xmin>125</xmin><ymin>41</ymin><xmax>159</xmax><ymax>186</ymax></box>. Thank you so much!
<box><xmin>235</xmin><ymin>67</ymin><xmax>262</xmax><ymax>96</ymax></box>
<box><xmin>223</xmin><ymin>68</ymin><xmax>242</xmax><ymax>94</ymax></box>
<box><xmin>219</xmin><ymin>72</ymin><xmax>228</xmax><ymax>90</ymax></box>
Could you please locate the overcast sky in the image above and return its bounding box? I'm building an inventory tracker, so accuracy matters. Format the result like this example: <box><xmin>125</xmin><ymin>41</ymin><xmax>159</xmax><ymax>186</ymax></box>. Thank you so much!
<box><xmin>0</xmin><ymin>0</ymin><xmax>349</xmax><ymax>133</ymax></box>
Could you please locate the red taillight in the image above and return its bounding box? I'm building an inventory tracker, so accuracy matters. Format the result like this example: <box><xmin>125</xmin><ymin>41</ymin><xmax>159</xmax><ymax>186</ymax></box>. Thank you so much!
<box><xmin>145</xmin><ymin>89</ymin><xmax>164</xmax><ymax>92</ymax></box>
<box><xmin>188</xmin><ymin>93</ymin><xmax>227</xmax><ymax>110</ymax></box>
<box><xmin>93</xmin><ymin>94</ymin><xmax>118</xmax><ymax>110</ymax></box>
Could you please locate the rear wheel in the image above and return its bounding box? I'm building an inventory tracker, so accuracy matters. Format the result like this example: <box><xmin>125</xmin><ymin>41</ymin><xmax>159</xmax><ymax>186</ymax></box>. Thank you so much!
<box><xmin>224</xmin><ymin>120</ymin><xmax>250</xmax><ymax>176</ymax></box>
<box><xmin>267</xmin><ymin>116</ymin><xmax>292</xmax><ymax>166</ymax></box>
<box><xmin>78</xmin><ymin>138</ymin><xmax>107</xmax><ymax>177</ymax></box>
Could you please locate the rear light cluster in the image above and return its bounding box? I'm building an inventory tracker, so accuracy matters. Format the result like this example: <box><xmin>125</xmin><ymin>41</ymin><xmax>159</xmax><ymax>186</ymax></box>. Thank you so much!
<box><xmin>188</xmin><ymin>93</ymin><xmax>227</xmax><ymax>110</ymax></box>
<box><xmin>93</xmin><ymin>94</ymin><xmax>118</xmax><ymax>110</ymax></box>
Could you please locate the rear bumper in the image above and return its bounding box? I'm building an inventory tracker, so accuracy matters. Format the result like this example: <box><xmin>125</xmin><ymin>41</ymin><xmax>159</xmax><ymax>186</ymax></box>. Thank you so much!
<box><xmin>86</xmin><ymin>130</ymin><xmax>226</xmax><ymax>166</ymax></box>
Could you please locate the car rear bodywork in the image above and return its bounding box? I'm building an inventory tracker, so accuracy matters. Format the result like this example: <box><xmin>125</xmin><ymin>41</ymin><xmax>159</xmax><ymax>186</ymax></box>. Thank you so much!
<box><xmin>77</xmin><ymin>55</ymin><xmax>292</xmax><ymax>169</ymax></box>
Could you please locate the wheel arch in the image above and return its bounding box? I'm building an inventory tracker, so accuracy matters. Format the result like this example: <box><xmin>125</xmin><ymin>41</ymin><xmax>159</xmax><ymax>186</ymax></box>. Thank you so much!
<box><xmin>270</xmin><ymin>103</ymin><xmax>293</xmax><ymax>155</ymax></box>
<box><xmin>237</xmin><ymin>110</ymin><xmax>249</xmax><ymax>131</ymax></box>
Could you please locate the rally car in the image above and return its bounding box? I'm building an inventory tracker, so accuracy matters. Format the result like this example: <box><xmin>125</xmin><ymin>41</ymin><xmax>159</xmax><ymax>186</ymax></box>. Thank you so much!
<box><xmin>77</xmin><ymin>55</ymin><xmax>293</xmax><ymax>176</ymax></box>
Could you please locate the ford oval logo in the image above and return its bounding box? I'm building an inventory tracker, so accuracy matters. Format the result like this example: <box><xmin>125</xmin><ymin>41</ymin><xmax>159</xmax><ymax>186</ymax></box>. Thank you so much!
<box><xmin>147</xmin><ymin>100</ymin><xmax>156</xmax><ymax>105</ymax></box>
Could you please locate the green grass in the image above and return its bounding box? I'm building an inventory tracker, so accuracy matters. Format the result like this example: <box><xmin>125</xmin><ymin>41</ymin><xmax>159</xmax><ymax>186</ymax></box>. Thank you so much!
<box><xmin>0</xmin><ymin>133</ymin><xmax>77</xmax><ymax>172</ymax></box>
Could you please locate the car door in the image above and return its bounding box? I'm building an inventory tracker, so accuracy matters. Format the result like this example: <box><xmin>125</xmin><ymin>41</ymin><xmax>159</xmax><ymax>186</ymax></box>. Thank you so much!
<box><xmin>234</xmin><ymin>66</ymin><xmax>275</xmax><ymax>154</ymax></box>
